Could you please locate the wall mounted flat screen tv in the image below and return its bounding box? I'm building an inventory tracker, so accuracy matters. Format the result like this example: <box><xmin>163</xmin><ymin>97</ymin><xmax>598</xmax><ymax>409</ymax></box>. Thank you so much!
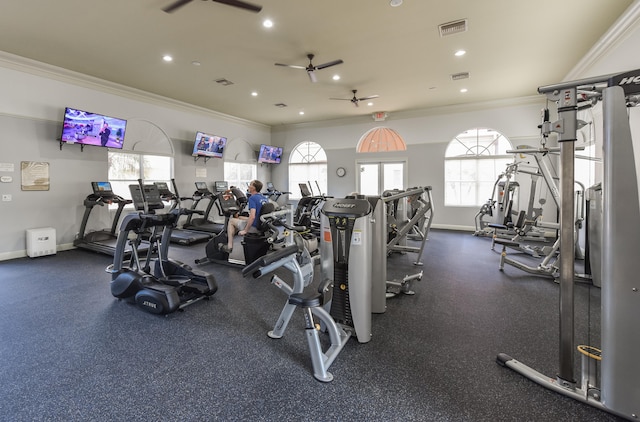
<box><xmin>60</xmin><ymin>107</ymin><xmax>127</xmax><ymax>149</ymax></box>
<box><xmin>192</xmin><ymin>131</ymin><xmax>227</xmax><ymax>158</ymax></box>
<box><xmin>258</xmin><ymin>144</ymin><xmax>283</xmax><ymax>164</ymax></box>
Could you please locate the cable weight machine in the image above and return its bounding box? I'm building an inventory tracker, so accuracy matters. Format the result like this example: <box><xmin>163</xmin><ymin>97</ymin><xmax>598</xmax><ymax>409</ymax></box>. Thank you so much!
<box><xmin>497</xmin><ymin>69</ymin><xmax>640</xmax><ymax>420</ymax></box>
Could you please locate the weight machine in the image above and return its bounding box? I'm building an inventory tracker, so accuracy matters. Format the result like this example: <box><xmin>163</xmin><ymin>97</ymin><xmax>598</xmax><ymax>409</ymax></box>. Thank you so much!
<box><xmin>493</xmin><ymin>147</ymin><xmax>588</xmax><ymax>279</ymax></box>
<box><xmin>474</xmin><ymin>162</ymin><xmax>521</xmax><ymax>236</ymax></box>
<box><xmin>383</xmin><ymin>186</ymin><xmax>434</xmax><ymax>266</ymax></box>
<box><xmin>497</xmin><ymin>69</ymin><xmax>640</xmax><ymax>420</ymax></box>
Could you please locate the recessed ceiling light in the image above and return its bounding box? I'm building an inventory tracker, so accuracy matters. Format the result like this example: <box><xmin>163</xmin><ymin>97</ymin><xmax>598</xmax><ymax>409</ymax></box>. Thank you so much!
<box><xmin>162</xmin><ymin>55</ymin><xmax>173</xmax><ymax>62</ymax></box>
<box><xmin>367</xmin><ymin>102</ymin><xmax>374</xmax><ymax>106</ymax></box>
<box><xmin>390</xmin><ymin>0</ymin><xmax>403</xmax><ymax>6</ymax></box>
<box><xmin>191</xmin><ymin>60</ymin><xmax>201</xmax><ymax>66</ymax></box>
<box><xmin>332</xmin><ymin>75</ymin><xmax>340</xmax><ymax>81</ymax></box>
<box><xmin>460</xmin><ymin>88</ymin><xmax>468</xmax><ymax>93</ymax></box>
<box><xmin>299</xmin><ymin>111</ymin><xmax>305</xmax><ymax>115</ymax></box>
<box><xmin>251</xmin><ymin>91</ymin><xmax>258</xmax><ymax>97</ymax></box>
<box><xmin>455</xmin><ymin>50</ymin><xmax>466</xmax><ymax>57</ymax></box>
<box><xmin>263</xmin><ymin>19</ymin><xmax>273</xmax><ymax>28</ymax></box>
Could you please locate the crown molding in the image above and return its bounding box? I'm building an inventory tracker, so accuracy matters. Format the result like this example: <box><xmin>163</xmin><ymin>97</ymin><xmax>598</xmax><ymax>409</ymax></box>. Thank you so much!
<box><xmin>0</xmin><ymin>50</ymin><xmax>269</xmax><ymax>130</ymax></box>
<box><xmin>565</xmin><ymin>1</ymin><xmax>640</xmax><ymax>80</ymax></box>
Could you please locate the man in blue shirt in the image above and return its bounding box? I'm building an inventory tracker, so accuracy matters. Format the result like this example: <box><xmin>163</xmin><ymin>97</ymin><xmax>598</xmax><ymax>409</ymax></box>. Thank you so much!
<box><xmin>220</xmin><ymin>180</ymin><xmax>268</xmax><ymax>253</ymax></box>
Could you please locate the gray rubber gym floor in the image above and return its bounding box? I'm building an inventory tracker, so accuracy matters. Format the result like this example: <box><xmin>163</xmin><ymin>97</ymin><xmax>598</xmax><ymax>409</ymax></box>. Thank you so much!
<box><xmin>0</xmin><ymin>230</ymin><xmax>624</xmax><ymax>421</ymax></box>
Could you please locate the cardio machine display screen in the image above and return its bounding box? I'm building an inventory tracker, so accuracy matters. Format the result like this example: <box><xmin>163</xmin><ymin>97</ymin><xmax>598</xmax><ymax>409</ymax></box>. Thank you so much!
<box><xmin>214</xmin><ymin>181</ymin><xmax>228</xmax><ymax>192</ymax></box>
<box><xmin>91</xmin><ymin>181</ymin><xmax>113</xmax><ymax>194</ymax></box>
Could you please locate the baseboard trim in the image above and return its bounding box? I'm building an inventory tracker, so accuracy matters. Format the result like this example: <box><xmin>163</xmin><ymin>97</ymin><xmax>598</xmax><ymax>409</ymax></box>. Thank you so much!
<box><xmin>0</xmin><ymin>243</ymin><xmax>75</xmax><ymax>262</ymax></box>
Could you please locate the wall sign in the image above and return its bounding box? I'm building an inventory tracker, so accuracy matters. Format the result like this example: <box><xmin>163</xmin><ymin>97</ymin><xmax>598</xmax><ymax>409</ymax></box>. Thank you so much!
<box><xmin>21</xmin><ymin>161</ymin><xmax>50</xmax><ymax>191</ymax></box>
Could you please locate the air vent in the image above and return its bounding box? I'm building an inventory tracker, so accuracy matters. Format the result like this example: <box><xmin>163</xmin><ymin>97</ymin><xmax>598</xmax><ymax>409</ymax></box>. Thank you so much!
<box><xmin>439</xmin><ymin>19</ymin><xmax>467</xmax><ymax>37</ymax></box>
<box><xmin>274</xmin><ymin>103</ymin><xmax>288</xmax><ymax>108</ymax></box>
<box><xmin>214</xmin><ymin>78</ymin><xmax>234</xmax><ymax>86</ymax></box>
<box><xmin>451</xmin><ymin>72</ymin><xmax>470</xmax><ymax>81</ymax></box>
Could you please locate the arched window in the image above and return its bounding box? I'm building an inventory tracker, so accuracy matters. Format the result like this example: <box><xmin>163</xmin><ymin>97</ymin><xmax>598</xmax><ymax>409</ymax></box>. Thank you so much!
<box><xmin>288</xmin><ymin>141</ymin><xmax>327</xmax><ymax>199</ymax></box>
<box><xmin>444</xmin><ymin>127</ymin><xmax>513</xmax><ymax>206</ymax></box>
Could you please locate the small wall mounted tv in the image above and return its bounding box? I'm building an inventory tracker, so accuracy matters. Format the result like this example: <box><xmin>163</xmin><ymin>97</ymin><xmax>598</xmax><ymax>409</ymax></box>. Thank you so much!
<box><xmin>60</xmin><ymin>107</ymin><xmax>127</xmax><ymax>149</ymax></box>
<box><xmin>192</xmin><ymin>131</ymin><xmax>227</xmax><ymax>158</ymax></box>
<box><xmin>258</xmin><ymin>144</ymin><xmax>283</xmax><ymax>164</ymax></box>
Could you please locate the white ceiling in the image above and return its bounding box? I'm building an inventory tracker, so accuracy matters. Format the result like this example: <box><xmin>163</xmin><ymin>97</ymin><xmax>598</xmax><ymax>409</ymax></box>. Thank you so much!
<box><xmin>0</xmin><ymin>0</ymin><xmax>635</xmax><ymax>126</ymax></box>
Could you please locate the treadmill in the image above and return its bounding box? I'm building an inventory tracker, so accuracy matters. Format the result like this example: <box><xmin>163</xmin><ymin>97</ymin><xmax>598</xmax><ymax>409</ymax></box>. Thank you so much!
<box><xmin>74</xmin><ymin>181</ymin><xmax>150</xmax><ymax>256</ymax></box>
<box><xmin>154</xmin><ymin>180</ymin><xmax>212</xmax><ymax>245</ymax></box>
<box><xmin>181</xmin><ymin>181</ymin><xmax>226</xmax><ymax>234</ymax></box>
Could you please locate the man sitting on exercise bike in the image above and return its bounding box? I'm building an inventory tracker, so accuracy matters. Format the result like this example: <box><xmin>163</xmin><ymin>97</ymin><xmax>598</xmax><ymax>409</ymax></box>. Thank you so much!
<box><xmin>219</xmin><ymin>180</ymin><xmax>268</xmax><ymax>254</ymax></box>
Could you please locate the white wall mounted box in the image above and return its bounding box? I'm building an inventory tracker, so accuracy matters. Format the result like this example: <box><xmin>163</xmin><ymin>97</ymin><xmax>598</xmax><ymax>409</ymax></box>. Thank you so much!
<box><xmin>26</xmin><ymin>227</ymin><xmax>56</xmax><ymax>257</ymax></box>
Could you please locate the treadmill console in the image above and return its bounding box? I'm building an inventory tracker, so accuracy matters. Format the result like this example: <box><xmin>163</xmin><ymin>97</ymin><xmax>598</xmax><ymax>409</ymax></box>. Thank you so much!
<box><xmin>91</xmin><ymin>181</ymin><xmax>114</xmax><ymax>197</ymax></box>
<box><xmin>299</xmin><ymin>183</ymin><xmax>312</xmax><ymax>197</ymax></box>
<box><xmin>214</xmin><ymin>181</ymin><xmax>229</xmax><ymax>193</ymax></box>
<box><xmin>194</xmin><ymin>181</ymin><xmax>211</xmax><ymax>194</ymax></box>
<box><xmin>154</xmin><ymin>182</ymin><xmax>173</xmax><ymax>200</ymax></box>
<box><xmin>88</xmin><ymin>181</ymin><xmax>126</xmax><ymax>204</ymax></box>
<box><xmin>129</xmin><ymin>184</ymin><xmax>165</xmax><ymax>212</ymax></box>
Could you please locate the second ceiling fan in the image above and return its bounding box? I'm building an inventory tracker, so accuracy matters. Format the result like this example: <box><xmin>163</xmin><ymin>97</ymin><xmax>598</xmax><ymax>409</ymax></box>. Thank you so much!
<box><xmin>330</xmin><ymin>89</ymin><xmax>379</xmax><ymax>107</ymax></box>
<box><xmin>275</xmin><ymin>54</ymin><xmax>344</xmax><ymax>83</ymax></box>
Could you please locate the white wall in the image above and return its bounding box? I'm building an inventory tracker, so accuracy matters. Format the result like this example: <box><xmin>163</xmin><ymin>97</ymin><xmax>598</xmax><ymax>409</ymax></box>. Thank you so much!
<box><xmin>0</xmin><ymin>53</ymin><xmax>271</xmax><ymax>259</ymax></box>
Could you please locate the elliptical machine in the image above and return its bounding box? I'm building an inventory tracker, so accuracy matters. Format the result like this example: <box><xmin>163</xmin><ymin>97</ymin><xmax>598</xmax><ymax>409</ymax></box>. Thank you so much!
<box><xmin>109</xmin><ymin>180</ymin><xmax>217</xmax><ymax>315</ymax></box>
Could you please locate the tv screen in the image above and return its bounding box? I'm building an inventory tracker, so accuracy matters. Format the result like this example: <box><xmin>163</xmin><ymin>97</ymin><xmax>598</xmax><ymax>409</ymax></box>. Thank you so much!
<box><xmin>258</xmin><ymin>144</ymin><xmax>283</xmax><ymax>164</ymax></box>
<box><xmin>60</xmin><ymin>107</ymin><xmax>127</xmax><ymax>149</ymax></box>
<box><xmin>192</xmin><ymin>131</ymin><xmax>227</xmax><ymax>158</ymax></box>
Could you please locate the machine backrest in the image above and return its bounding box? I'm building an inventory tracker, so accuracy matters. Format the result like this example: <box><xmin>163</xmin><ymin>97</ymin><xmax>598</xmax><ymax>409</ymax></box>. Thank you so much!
<box><xmin>257</xmin><ymin>202</ymin><xmax>276</xmax><ymax>232</ymax></box>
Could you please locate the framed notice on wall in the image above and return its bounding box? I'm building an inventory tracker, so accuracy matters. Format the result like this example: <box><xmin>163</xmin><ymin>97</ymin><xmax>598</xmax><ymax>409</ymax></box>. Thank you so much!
<box><xmin>21</xmin><ymin>161</ymin><xmax>50</xmax><ymax>191</ymax></box>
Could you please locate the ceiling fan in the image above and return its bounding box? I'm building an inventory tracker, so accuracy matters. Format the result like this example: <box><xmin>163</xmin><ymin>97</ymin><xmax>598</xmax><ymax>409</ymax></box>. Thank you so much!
<box><xmin>275</xmin><ymin>54</ymin><xmax>344</xmax><ymax>83</ymax></box>
<box><xmin>330</xmin><ymin>89</ymin><xmax>379</xmax><ymax>107</ymax></box>
<box><xmin>163</xmin><ymin>0</ymin><xmax>262</xmax><ymax>14</ymax></box>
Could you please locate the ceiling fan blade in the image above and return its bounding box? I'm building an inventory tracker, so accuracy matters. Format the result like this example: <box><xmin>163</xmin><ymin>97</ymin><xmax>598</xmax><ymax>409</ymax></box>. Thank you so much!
<box><xmin>358</xmin><ymin>95</ymin><xmax>380</xmax><ymax>101</ymax></box>
<box><xmin>329</xmin><ymin>98</ymin><xmax>352</xmax><ymax>101</ymax></box>
<box><xmin>315</xmin><ymin>59</ymin><xmax>344</xmax><ymax>70</ymax></box>
<box><xmin>212</xmin><ymin>0</ymin><xmax>262</xmax><ymax>13</ymax></box>
<box><xmin>275</xmin><ymin>63</ymin><xmax>307</xmax><ymax>70</ymax></box>
<box><xmin>163</xmin><ymin>0</ymin><xmax>193</xmax><ymax>13</ymax></box>
<box><xmin>307</xmin><ymin>70</ymin><xmax>318</xmax><ymax>83</ymax></box>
